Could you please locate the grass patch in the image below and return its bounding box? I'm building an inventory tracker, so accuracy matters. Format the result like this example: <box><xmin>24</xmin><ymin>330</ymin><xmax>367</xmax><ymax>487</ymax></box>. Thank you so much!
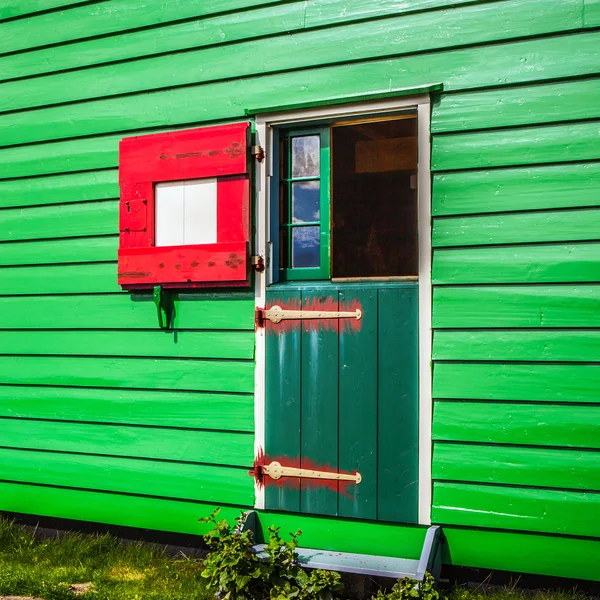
<box><xmin>0</xmin><ymin>516</ymin><xmax>595</xmax><ymax>600</ymax></box>
<box><xmin>0</xmin><ymin>516</ymin><xmax>210</xmax><ymax>600</ymax></box>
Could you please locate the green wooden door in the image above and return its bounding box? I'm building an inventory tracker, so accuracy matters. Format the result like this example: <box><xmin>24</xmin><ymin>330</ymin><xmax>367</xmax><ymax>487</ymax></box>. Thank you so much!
<box><xmin>265</xmin><ymin>281</ymin><xmax>419</xmax><ymax>523</ymax></box>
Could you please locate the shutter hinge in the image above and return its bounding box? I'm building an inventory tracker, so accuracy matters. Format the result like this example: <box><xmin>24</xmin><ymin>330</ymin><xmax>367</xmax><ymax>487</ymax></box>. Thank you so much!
<box><xmin>250</xmin><ymin>145</ymin><xmax>265</xmax><ymax>162</ymax></box>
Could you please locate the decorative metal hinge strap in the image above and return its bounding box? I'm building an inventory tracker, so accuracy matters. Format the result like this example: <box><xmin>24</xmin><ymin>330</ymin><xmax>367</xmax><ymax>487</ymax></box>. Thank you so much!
<box><xmin>264</xmin><ymin>305</ymin><xmax>362</xmax><ymax>324</ymax></box>
<box><xmin>261</xmin><ymin>461</ymin><xmax>362</xmax><ymax>484</ymax></box>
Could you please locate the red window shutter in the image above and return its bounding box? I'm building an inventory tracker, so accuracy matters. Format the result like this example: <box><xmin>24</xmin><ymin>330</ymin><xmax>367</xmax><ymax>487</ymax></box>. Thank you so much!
<box><xmin>117</xmin><ymin>122</ymin><xmax>251</xmax><ymax>288</ymax></box>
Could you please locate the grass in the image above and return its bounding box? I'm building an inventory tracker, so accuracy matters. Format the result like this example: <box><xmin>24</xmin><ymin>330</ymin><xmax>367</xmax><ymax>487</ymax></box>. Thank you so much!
<box><xmin>0</xmin><ymin>516</ymin><xmax>210</xmax><ymax>600</ymax></box>
<box><xmin>0</xmin><ymin>516</ymin><xmax>595</xmax><ymax>600</ymax></box>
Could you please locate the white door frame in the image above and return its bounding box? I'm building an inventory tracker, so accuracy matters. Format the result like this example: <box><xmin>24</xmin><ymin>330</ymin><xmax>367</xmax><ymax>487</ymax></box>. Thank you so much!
<box><xmin>253</xmin><ymin>96</ymin><xmax>433</xmax><ymax>525</ymax></box>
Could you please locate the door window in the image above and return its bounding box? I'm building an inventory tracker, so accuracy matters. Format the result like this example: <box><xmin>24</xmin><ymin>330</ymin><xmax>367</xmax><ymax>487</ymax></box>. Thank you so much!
<box><xmin>273</xmin><ymin>114</ymin><xmax>419</xmax><ymax>282</ymax></box>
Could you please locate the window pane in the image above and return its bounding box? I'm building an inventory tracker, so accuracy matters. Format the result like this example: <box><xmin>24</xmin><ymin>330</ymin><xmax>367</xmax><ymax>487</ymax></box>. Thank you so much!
<box><xmin>292</xmin><ymin>181</ymin><xmax>320</xmax><ymax>223</ymax></box>
<box><xmin>291</xmin><ymin>226</ymin><xmax>320</xmax><ymax>268</ymax></box>
<box><xmin>292</xmin><ymin>136</ymin><xmax>320</xmax><ymax>178</ymax></box>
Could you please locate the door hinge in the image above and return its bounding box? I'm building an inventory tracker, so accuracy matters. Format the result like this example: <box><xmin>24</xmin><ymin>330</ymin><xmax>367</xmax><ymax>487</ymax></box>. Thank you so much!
<box><xmin>260</xmin><ymin>461</ymin><xmax>362</xmax><ymax>484</ymax></box>
<box><xmin>258</xmin><ymin>305</ymin><xmax>362</xmax><ymax>325</ymax></box>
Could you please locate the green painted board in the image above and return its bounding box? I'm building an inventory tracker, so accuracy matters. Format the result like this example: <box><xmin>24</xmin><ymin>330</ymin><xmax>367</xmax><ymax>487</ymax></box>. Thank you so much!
<box><xmin>432</xmin><ymin>162</ymin><xmax>600</xmax><ymax>216</ymax></box>
<box><xmin>0</xmin><ymin>263</ymin><xmax>119</xmax><ymax>294</ymax></box>
<box><xmin>0</xmin><ymin>447</ymin><xmax>253</xmax><ymax>506</ymax></box>
<box><xmin>0</xmin><ymin>0</ymin><xmax>479</xmax><ymax>82</ymax></box>
<box><xmin>0</xmin><ymin>355</ymin><xmax>254</xmax><ymax>393</ymax></box>
<box><xmin>0</xmin><ymin>0</ymin><xmax>282</xmax><ymax>54</ymax></box>
<box><xmin>434</xmin><ymin>364</ymin><xmax>600</xmax><ymax>403</ymax></box>
<box><xmin>3</xmin><ymin>30</ymin><xmax>600</xmax><ymax>150</ymax></box>
<box><xmin>265</xmin><ymin>288</ymin><xmax>302</xmax><ymax>513</ymax></box>
<box><xmin>377</xmin><ymin>287</ymin><xmax>419</xmax><ymax>523</ymax></box>
<box><xmin>433</xmin><ymin>401</ymin><xmax>600</xmax><ymax>446</ymax></box>
<box><xmin>0</xmin><ymin>0</ymin><xmax>87</xmax><ymax>20</ymax></box>
<box><xmin>0</xmin><ymin>385</ymin><xmax>254</xmax><ymax>431</ymax></box>
<box><xmin>257</xmin><ymin>512</ymin><xmax>426</xmax><ymax>559</ymax></box>
<box><xmin>433</xmin><ymin>285</ymin><xmax>600</xmax><ymax>328</ymax></box>
<box><xmin>0</xmin><ymin>294</ymin><xmax>255</xmax><ymax>330</ymax></box>
<box><xmin>0</xmin><ymin>480</ymin><xmax>243</xmax><ymax>536</ymax></box>
<box><xmin>433</xmin><ymin>442</ymin><xmax>600</xmax><ymax>491</ymax></box>
<box><xmin>0</xmin><ymin>170</ymin><xmax>118</xmax><ymax>209</ymax></box>
<box><xmin>0</xmin><ymin>417</ymin><xmax>254</xmax><ymax>466</ymax></box>
<box><xmin>443</xmin><ymin>527</ymin><xmax>600</xmax><ymax>582</ymax></box>
<box><xmin>432</xmin><ymin>77</ymin><xmax>600</xmax><ymax>133</ymax></box>
<box><xmin>433</xmin><ymin>120</ymin><xmax>600</xmax><ymax>171</ymax></box>
<box><xmin>584</xmin><ymin>0</ymin><xmax>600</xmax><ymax>25</ymax></box>
<box><xmin>0</xmin><ymin>236</ymin><xmax>117</xmax><ymax>266</ymax></box>
<box><xmin>0</xmin><ymin>200</ymin><xmax>118</xmax><ymax>242</ymax></box>
<box><xmin>301</xmin><ymin>291</ymin><xmax>340</xmax><ymax>516</ymax></box>
<box><xmin>433</xmin><ymin>209</ymin><xmax>600</xmax><ymax>247</ymax></box>
<box><xmin>433</xmin><ymin>330</ymin><xmax>600</xmax><ymax>362</ymax></box>
<box><xmin>0</xmin><ymin>329</ymin><xmax>254</xmax><ymax>360</ymax></box>
<box><xmin>433</xmin><ymin>482</ymin><xmax>600</xmax><ymax>538</ymax></box>
<box><xmin>0</xmin><ymin>133</ymin><xmax>122</xmax><ymax>179</ymax></box>
<box><xmin>433</xmin><ymin>243</ymin><xmax>600</xmax><ymax>284</ymax></box>
<box><xmin>0</xmin><ymin>0</ymin><xmax>580</xmax><ymax>114</ymax></box>
<box><xmin>338</xmin><ymin>288</ymin><xmax>377</xmax><ymax>520</ymax></box>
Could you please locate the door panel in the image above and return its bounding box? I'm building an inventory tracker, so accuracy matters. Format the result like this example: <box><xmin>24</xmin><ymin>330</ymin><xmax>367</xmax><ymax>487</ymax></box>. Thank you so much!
<box><xmin>264</xmin><ymin>282</ymin><xmax>418</xmax><ymax>523</ymax></box>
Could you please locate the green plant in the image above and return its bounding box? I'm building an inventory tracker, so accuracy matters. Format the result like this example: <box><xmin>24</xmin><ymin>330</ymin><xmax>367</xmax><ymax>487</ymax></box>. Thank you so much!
<box><xmin>199</xmin><ymin>510</ymin><xmax>343</xmax><ymax>600</ymax></box>
<box><xmin>373</xmin><ymin>572</ymin><xmax>440</xmax><ymax>600</ymax></box>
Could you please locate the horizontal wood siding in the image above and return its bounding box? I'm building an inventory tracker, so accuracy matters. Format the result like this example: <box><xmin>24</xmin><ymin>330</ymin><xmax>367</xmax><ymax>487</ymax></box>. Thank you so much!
<box><xmin>1</xmin><ymin>0</ymin><xmax>598</xmax><ymax>581</ymax></box>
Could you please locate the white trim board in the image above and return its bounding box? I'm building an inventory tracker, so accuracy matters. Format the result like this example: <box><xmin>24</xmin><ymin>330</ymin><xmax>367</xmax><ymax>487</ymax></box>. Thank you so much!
<box><xmin>253</xmin><ymin>95</ymin><xmax>433</xmax><ymax>525</ymax></box>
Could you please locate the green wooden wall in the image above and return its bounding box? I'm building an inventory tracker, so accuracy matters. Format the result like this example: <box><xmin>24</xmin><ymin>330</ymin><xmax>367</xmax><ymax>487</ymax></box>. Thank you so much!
<box><xmin>0</xmin><ymin>0</ymin><xmax>599</xmax><ymax>582</ymax></box>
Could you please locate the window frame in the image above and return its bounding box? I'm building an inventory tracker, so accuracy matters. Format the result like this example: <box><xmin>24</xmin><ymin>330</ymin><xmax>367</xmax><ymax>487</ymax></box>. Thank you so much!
<box><xmin>274</xmin><ymin>125</ymin><xmax>331</xmax><ymax>281</ymax></box>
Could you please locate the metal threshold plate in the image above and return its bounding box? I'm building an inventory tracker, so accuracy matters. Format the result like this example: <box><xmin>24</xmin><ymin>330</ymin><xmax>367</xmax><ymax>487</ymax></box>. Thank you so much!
<box><xmin>252</xmin><ymin>544</ymin><xmax>420</xmax><ymax>579</ymax></box>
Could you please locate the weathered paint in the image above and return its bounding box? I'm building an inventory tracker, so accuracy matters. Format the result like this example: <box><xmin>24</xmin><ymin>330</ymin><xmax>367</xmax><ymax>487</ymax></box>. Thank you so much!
<box><xmin>1</xmin><ymin>0</ymin><xmax>599</xmax><ymax>583</ymax></box>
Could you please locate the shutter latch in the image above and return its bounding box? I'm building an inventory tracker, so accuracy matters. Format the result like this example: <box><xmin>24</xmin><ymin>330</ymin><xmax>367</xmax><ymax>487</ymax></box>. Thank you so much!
<box><xmin>251</xmin><ymin>145</ymin><xmax>265</xmax><ymax>162</ymax></box>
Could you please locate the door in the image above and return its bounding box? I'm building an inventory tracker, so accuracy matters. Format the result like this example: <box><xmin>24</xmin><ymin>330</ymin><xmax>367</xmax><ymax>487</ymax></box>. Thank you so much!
<box><xmin>260</xmin><ymin>111</ymin><xmax>422</xmax><ymax>524</ymax></box>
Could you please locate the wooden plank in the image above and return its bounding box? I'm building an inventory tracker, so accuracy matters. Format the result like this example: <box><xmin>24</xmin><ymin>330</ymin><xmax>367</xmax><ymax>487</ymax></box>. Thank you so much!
<box><xmin>433</xmin><ymin>243</ymin><xmax>600</xmax><ymax>284</ymax></box>
<box><xmin>0</xmin><ymin>294</ymin><xmax>256</xmax><ymax>330</ymax></box>
<box><xmin>0</xmin><ymin>0</ymin><xmax>88</xmax><ymax>20</ymax></box>
<box><xmin>0</xmin><ymin>170</ymin><xmax>118</xmax><ymax>209</ymax></box>
<box><xmin>433</xmin><ymin>121</ymin><xmax>600</xmax><ymax>171</ymax></box>
<box><xmin>0</xmin><ymin>263</ymin><xmax>120</xmax><ymax>294</ymax></box>
<box><xmin>0</xmin><ymin>480</ymin><xmax>244</xmax><ymax>536</ymax></box>
<box><xmin>433</xmin><ymin>482</ymin><xmax>600</xmax><ymax>538</ymax></box>
<box><xmin>0</xmin><ymin>385</ymin><xmax>254</xmax><ymax>431</ymax></box>
<box><xmin>434</xmin><ymin>363</ymin><xmax>600</xmax><ymax>404</ymax></box>
<box><xmin>432</xmin><ymin>77</ymin><xmax>600</xmax><ymax>133</ymax></box>
<box><xmin>0</xmin><ymin>0</ymin><xmax>281</xmax><ymax>54</ymax></box>
<box><xmin>433</xmin><ymin>400</ymin><xmax>600</xmax><ymax>445</ymax></box>
<box><xmin>0</xmin><ymin>329</ymin><xmax>254</xmax><ymax>360</ymax></box>
<box><xmin>338</xmin><ymin>288</ymin><xmax>377</xmax><ymax>520</ymax></box>
<box><xmin>433</xmin><ymin>209</ymin><xmax>600</xmax><ymax>247</ymax></box>
<box><xmin>377</xmin><ymin>286</ymin><xmax>419</xmax><ymax>523</ymax></box>
<box><xmin>300</xmin><ymin>290</ymin><xmax>339</xmax><ymax>516</ymax></box>
<box><xmin>432</xmin><ymin>162</ymin><xmax>600</xmax><ymax>216</ymax></box>
<box><xmin>433</xmin><ymin>443</ymin><xmax>600</xmax><ymax>491</ymax></box>
<box><xmin>258</xmin><ymin>512</ymin><xmax>426</xmax><ymax>559</ymax></box>
<box><xmin>0</xmin><ymin>200</ymin><xmax>117</xmax><ymax>242</ymax></box>
<box><xmin>0</xmin><ymin>355</ymin><xmax>255</xmax><ymax>393</ymax></box>
<box><xmin>2</xmin><ymin>30</ymin><xmax>599</xmax><ymax>150</ymax></box>
<box><xmin>0</xmin><ymin>447</ymin><xmax>253</xmax><ymax>506</ymax></box>
<box><xmin>433</xmin><ymin>330</ymin><xmax>600</xmax><ymax>363</ymax></box>
<box><xmin>444</xmin><ymin>527</ymin><xmax>600</xmax><ymax>582</ymax></box>
<box><xmin>433</xmin><ymin>285</ymin><xmax>600</xmax><ymax>328</ymax></box>
<box><xmin>0</xmin><ymin>133</ymin><xmax>122</xmax><ymax>179</ymax></box>
<box><xmin>0</xmin><ymin>236</ymin><xmax>117</xmax><ymax>266</ymax></box>
<box><xmin>0</xmin><ymin>417</ymin><xmax>254</xmax><ymax>466</ymax></box>
<box><xmin>0</xmin><ymin>0</ymin><xmax>581</xmax><ymax>115</ymax></box>
<box><xmin>265</xmin><ymin>288</ymin><xmax>302</xmax><ymax>512</ymax></box>
<box><xmin>584</xmin><ymin>0</ymin><xmax>600</xmax><ymax>26</ymax></box>
<box><xmin>0</xmin><ymin>0</ymin><xmax>490</xmax><ymax>82</ymax></box>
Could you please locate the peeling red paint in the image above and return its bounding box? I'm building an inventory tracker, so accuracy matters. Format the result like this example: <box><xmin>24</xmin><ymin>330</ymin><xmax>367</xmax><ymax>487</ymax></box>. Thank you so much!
<box><xmin>251</xmin><ymin>447</ymin><xmax>359</xmax><ymax>499</ymax></box>
<box><xmin>263</xmin><ymin>297</ymin><xmax>363</xmax><ymax>334</ymax></box>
